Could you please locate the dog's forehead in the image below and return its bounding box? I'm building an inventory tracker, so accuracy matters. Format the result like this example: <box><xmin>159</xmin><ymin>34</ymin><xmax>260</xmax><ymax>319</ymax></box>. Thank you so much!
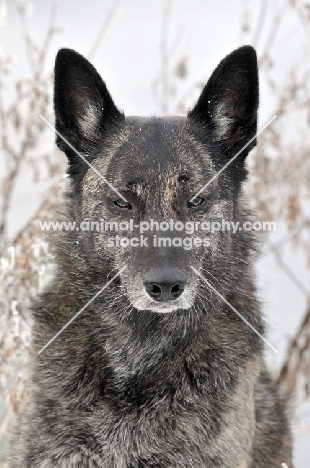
<box><xmin>110</xmin><ymin>116</ymin><xmax>213</xmax><ymax>184</ymax></box>
<box><xmin>125</xmin><ymin>116</ymin><xmax>186</xmax><ymax>159</ymax></box>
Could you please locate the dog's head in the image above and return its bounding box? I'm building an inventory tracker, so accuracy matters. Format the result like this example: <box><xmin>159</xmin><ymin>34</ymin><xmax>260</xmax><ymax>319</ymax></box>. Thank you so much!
<box><xmin>54</xmin><ymin>46</ymin><xmax>258</xmax><ymax>314</ymax></box>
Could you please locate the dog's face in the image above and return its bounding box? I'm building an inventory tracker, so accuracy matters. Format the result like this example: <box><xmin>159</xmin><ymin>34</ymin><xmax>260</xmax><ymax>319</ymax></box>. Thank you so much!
<box><xmin>54</xmin><ymin>47</ymin><xmax>258</xmax><ymax>313</ymax></box>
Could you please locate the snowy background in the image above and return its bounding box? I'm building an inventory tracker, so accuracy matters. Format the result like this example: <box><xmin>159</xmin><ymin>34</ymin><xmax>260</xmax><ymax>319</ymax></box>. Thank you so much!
<box><xmin>1</xmin><ymin>0</ymin><xmax>310</xmax><ymax>466</ymax></box>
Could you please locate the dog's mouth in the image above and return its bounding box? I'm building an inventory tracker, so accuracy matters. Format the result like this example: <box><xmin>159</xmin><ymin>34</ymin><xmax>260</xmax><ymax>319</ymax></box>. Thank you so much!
<box><xmin>130</xmin><ymin>291</ymin><xmax>192</xmax><ymax>314</ymax></box>
<box><xmin>146</xmin><ymin>301</ymin><xmax>182</xmax><ymax>314</ymax></box>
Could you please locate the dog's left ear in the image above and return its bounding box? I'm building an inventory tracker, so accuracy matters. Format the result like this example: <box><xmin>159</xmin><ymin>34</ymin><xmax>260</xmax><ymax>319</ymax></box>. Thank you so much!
<box><xmin>188</xmin><ymin>46</ymin><xmax>259</xmax><ymax>158</ymax></box>
<box><xmin>54</xmin><ymin>48</ymin><xmax>124</xmax><ymax>163</ymax></box>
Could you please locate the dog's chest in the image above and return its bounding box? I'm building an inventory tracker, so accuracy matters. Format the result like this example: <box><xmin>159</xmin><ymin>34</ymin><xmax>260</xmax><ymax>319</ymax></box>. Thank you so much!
<box><xmin>85</xmin><ymin>370</ymin><xmax>256</xmax><ymax>468</ymax></box>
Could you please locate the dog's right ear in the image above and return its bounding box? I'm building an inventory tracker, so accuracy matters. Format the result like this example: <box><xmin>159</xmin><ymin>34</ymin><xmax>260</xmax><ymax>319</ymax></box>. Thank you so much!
<box><xmin>188</xmin><ymin>46</ymin><xmax>258</xmax><ymax>160</ymax></box>
<box><xmin>54</xmin><ymin>48</ymin><xmax>123</xmax><ymax>166</ymax></box>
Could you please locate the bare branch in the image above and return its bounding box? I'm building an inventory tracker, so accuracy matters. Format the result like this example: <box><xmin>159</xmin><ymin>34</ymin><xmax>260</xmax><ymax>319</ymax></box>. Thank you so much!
<box><xmin>88</xmin><ymin>0</ymin><xmax>123</xmax><ymax>61</ymax></box>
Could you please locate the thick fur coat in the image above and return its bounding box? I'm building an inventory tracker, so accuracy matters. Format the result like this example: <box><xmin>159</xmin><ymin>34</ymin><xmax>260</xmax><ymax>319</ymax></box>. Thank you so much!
<box><xmin>8</xmin><ymin>46</ymin><xmax>292</xmax><ymax>467</ymax></box>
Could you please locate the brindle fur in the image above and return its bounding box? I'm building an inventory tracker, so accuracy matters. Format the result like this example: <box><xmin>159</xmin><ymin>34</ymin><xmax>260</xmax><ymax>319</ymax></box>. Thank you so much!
<box><xmin>7</xmin><ymin>46</ymin><xmax>292</xmax><ymax>467</ymax></box>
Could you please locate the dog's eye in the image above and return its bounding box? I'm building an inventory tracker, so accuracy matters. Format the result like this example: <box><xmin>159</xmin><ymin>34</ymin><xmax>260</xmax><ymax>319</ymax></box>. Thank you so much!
<box><xmin>187</xmin><ymin>197</ymin><xmax>205</xmax><ymax>208</ymax></box>
<box><xmin>114</xmin><ymin>199</ymin><xmax>132</xmax><ymax>210</ymax></box>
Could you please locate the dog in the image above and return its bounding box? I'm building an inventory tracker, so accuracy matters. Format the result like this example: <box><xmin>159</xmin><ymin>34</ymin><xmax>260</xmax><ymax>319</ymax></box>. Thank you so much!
<box><xmin>7</xmin><ymin>46</ymin><xmax>292</xmax><ymax>467</ymax></box>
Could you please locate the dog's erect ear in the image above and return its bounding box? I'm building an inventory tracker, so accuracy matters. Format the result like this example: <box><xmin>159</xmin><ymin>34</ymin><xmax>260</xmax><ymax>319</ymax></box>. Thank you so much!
<box><xmin>54</xmin><ymin>48</ymin><xmax>123</xmax><ymax>164</ymax></box>
<box><xmin>188</xmin><ymin>46</ymin><xmax>258</xmax><ymax>158</ymax></box>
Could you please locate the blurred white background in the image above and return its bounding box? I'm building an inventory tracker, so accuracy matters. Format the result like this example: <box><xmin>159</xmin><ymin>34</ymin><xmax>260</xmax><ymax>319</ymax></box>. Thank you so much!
<box><xmin>1</xmin><ymin>0</ymin><xmax>310</xmax><ymax>466</ymax></box>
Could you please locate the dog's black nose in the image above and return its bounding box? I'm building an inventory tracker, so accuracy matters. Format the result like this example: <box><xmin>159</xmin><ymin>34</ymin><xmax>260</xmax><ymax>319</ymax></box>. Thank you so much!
<box><xmin>144</xmin><ymin>268</ymin><xmax>186</xmax><ymax>301</ymax></box>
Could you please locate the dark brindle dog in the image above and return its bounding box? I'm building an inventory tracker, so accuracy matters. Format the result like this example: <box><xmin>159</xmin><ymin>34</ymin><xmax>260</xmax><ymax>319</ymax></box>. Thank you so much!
<box><xmin>8</xmin><ymin>46</ymin><xmax>292</xmax><ymax>467</ymax></box>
